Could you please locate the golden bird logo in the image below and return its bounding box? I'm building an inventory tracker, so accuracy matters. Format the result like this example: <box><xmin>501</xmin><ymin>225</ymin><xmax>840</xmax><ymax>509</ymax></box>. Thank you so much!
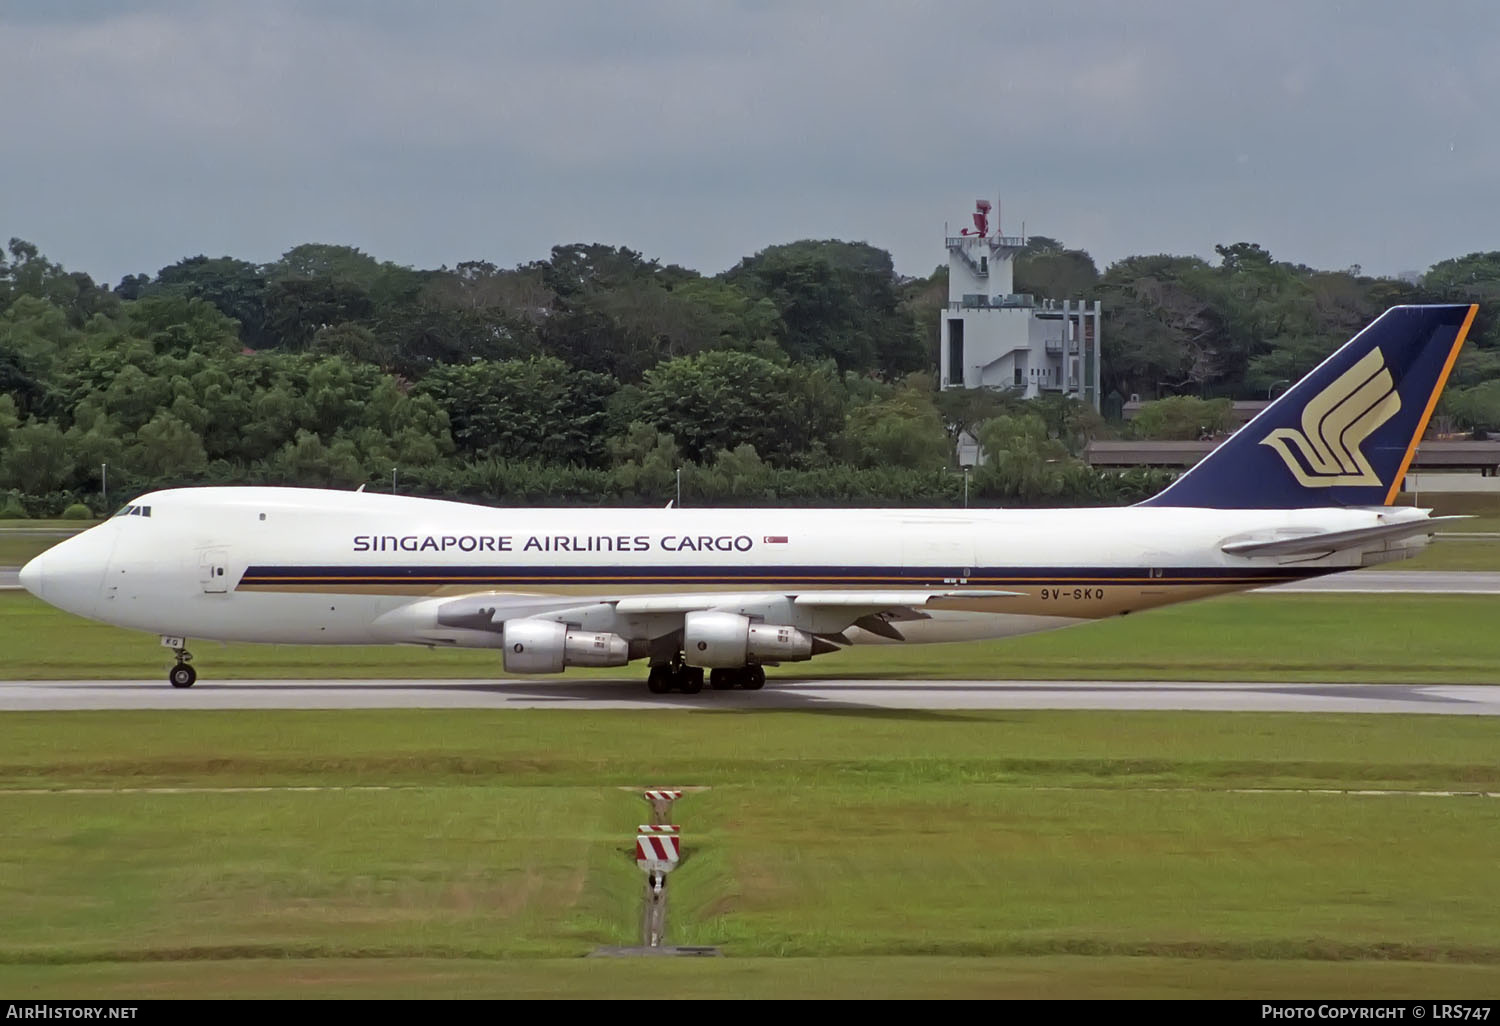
<box><xmin>1260</xmin><ymin>348</ymin><xmax>1400</xmax><ymax>487</ymax></box>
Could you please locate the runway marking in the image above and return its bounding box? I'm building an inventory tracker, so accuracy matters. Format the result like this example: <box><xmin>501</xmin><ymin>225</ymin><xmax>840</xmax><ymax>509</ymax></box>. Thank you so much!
<box><xmin>1023</xmin><ymin>786</ymin><xmax>1500</xmax><ymax>799</ymax></box>
<box><xmin>0</xmin><ymin>785</ymin><xmax>404</xmax><ymax>795</ymax></box>
<box><xmin>0</xmin><ymin>784</ymin><xmax>1491</xmax><ymax>798</ymax></box>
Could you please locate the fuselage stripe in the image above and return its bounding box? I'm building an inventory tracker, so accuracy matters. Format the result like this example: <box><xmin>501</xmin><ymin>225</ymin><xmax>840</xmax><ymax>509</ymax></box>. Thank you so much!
<box><xmin>237</xmin><ymin>564</ymin><xmax>1324</xmax><ymax>587</ymax></box>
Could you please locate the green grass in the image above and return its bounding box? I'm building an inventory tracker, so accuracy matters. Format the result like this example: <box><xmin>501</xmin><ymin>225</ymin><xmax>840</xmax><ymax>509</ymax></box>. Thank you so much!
<box><xmin>0</xmin><ymin>710</ymin><xmax>1497</xmax><ymax>997</ymax></box>
<box><xmin>0</xmin><ymin>534</ymin><xmax>64</xmax><ymax>565</ymax></box>
<box><xmin>4</xmin><ymin>956</ymin><xmax>1497</xmax><ymax>1000</ymax></box>
<box><xmin>3</xmin><ymin>708</ymin><xmax>1497</xmax><ymax>791</ymax></box>
<box><xmin>5</xmin><ymin>591</ymin><xmax>1500</xmax><ymax>683</ymax></box>
<box><xmin>1392</xmin><ymin>538</ymin><xmax>1500</xmax><ymax>570</ymax></box>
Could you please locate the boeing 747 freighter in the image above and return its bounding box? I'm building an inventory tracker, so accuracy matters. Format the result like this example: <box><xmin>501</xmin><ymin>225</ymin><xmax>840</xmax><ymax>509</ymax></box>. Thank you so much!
<box><xmin>18</xmin><ymin>305</ymin><xmax>1477</xmax><ymax>693</ymax></box>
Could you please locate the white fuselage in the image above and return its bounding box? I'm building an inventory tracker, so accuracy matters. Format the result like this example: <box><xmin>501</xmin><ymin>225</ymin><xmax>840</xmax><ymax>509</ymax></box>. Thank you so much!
<box><xmin>19</xmin><ymin>487</ymin><xmax>1431</xmax><ymax>661</ymax></box>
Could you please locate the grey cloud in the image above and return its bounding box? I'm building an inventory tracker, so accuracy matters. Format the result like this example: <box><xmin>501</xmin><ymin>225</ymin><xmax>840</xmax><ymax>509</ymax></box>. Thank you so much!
<box><xmin>1</xmin><ymin>1</ymin><xmax>1496</xmax><ymax>284</ymax></box>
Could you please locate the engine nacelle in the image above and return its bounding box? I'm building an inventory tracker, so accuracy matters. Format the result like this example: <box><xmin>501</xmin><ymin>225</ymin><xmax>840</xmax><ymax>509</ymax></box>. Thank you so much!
<box><xmin>683</xmin><ymin>611</ymin><xmax>813</xmax><ymax>668</ymax></box>
<box><xmin>501</xmin><ymin>619</ymin><xmax>630</xmax><ymax>674</ymax></box>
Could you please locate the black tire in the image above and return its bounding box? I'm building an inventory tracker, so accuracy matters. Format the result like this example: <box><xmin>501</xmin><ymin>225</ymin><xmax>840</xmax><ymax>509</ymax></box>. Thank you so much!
<box><xmin>742</xmin><ymin>665</ymin><xmax>766</xmax><ymax>691</ymax></box>
<box><xmin>709</xmin><ymin>669</ymin><xmax>737</xmax><ymax>690</ymax></box>
<box><xmin>169</xmin><ymin>664</ymin><xmax>197</xmax><ymax>689</ymax></box>
<box><xmin>678</xmin><ymin>667</ymin><xmax>704</xmax><ymax>694</ymax></box>
<box><xmin>646</xmin><ymin>666</ymin><xmax>671</xmax><ymax>694</ymax></box>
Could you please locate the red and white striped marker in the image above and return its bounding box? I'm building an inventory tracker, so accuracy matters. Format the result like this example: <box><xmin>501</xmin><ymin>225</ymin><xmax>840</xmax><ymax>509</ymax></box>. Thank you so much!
<box><xmin>643</xmin><ymin>790</ymin><xmax>683</xmax><ymax>803</ymax></box>
<box><xmin>637</xmin><ymin>825</ymin><xmax>680</xmax><ymax>834</ymax></box>
<box><xmin>635</xmin><ymin>833</ymin><xmax>681</xmax><ymax>871</ymax></box>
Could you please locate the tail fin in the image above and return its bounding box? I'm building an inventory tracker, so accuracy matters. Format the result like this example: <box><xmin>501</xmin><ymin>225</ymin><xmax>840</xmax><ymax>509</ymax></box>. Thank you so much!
<box><xmin>1138</xmin><ymin>304</ymin><xmax>1477</xmax><ymax>509</ymax></box>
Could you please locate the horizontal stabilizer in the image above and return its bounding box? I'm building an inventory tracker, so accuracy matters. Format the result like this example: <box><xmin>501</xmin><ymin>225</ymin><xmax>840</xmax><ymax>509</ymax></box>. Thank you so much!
<box><xmin>1221</xmin><ymin>516</ymin><xmax>1467</xmax><ymax>557</ymax></box>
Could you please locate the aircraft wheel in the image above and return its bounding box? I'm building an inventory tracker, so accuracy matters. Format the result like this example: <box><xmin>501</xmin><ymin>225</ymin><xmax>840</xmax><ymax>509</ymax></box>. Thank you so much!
<box><xmin>709</xmin><ymin>669</ymin><xmax>737</xmax><ymax>690</ymax></box>
<box><xmin>646</xmin><ymin>666</ymin><xmax>671</xmax><ymax>694</ymax></box>
<box><xmin>678</xmin><ymin>667</ymin><xmax>704</xmax><ymax>695</ymax></box>
<box><xmin>741</xmin><ymin>666</ymin><xmax>766</xmax><ymax>691</ymax></box>
<box><xmin>169</xmin><ymin>664</ymin><xmax>197</xmax><ymax>689</ymax></box>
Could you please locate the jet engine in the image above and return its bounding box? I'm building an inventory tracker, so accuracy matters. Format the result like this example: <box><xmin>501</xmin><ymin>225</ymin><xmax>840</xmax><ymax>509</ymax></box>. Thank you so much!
<box><xmin>501</xmin><ymin>619</ymin><xmax>630</xmax><ymax>674</ymax></box>
<box><xmin>682</xmin><ymin>610</ymin><xmax>814</xmax><ymax>668</ymax></box>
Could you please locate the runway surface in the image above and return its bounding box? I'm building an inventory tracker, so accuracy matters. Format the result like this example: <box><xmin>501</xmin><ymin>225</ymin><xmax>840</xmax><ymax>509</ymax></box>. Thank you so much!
<box><xmin>4</xmin><ymin>569</ymin><xmax>1500</xmax><ymax>593</ymax></box>
<box><xmin>3</xmin><ymin>678</ymin><xmax>1498</xmax><ymax>714</ymax></box>
<box><xmin>1266</xmin><ymin>571</ymin><xmax>1500</xmax><ymax>594</ymax></box>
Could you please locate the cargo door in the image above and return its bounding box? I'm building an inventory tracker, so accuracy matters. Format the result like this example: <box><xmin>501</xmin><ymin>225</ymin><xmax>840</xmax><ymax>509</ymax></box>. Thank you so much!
<box><xmin>900</xmin><ymin>521</ymin><xmax>975</xmax><ymax>586</ymax></box>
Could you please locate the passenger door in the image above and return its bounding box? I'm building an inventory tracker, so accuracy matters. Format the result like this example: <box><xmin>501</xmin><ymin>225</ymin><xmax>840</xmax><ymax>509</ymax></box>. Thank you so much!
<box><xmin>199</xmin><ymin>547</ymin><xmax>231</xmax><ymax>594</ymax></box>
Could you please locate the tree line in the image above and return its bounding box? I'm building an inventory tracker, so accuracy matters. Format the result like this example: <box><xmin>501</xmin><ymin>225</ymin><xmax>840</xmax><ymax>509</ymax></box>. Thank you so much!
<box><xmin>1</xmin><ymin>234</ymin><xmax>1496</xmax><ymax>515</ymax></box>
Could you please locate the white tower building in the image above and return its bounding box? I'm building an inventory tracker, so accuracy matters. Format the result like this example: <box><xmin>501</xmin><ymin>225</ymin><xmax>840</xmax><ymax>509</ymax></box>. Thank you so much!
<box><xmin>938</xmin><ymin>201</ymin><xmax>1102</xmax><ymax>410</ymax></box>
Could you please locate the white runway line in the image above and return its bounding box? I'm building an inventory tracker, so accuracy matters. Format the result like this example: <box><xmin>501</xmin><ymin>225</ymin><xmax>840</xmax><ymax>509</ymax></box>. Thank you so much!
<box><xmin>3</xmin><ymin>679</ymin><xmax>1500</xmax><ymax>713</ymax></box>
<box><xmin>1</xmin><ymin>784</ymin><xmax>1491</xmax><ymax>799</ymax></box>
<box><xmin>0</xmin><ymin>785</ymin><xmax>403</xmax><ymax>795</ymax></box>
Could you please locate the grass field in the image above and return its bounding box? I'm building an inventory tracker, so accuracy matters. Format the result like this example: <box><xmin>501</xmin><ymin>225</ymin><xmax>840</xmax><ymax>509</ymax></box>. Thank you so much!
<box><xmin>0</xmin><ymin>710</ymin><xmax>1497</xmax><ymax>997</ymax></box>
<box><xmin>8</xmin><ymin>956</ymin><xmax>1498</xmax><ymax>1000</ymax></box>
<box><xmin>1394</xmin><ymin>538</ymin><xmax>1500</xmax><ymax>571</ymax></box>
<box><xmin>4</xmin><ymin>591</ymin><xmax>1500</xmax><ymax>683</ymax></box>
<box><xmin>0</xmin><ymin>534</ymin><xmax>70</xmax><ymax>565</ymax></box>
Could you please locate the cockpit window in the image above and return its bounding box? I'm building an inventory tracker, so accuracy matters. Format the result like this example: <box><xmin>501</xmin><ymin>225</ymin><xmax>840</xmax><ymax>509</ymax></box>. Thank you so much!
<box><xmin>112</xmin><ymin>505</ymin><xmax>152</xmax><ymax>518</ymax></box>
<box><xmin>113</xmin><ymin>505</ymin><xmax>135</xmax><ymax>518</ymax></box>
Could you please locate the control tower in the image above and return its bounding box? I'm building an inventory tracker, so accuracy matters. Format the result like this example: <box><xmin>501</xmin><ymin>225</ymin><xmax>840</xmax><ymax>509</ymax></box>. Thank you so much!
<box><xmin>939</xmin><ymin>200</ymin><xmax>1101</xmax><ymax>410</ymax></box>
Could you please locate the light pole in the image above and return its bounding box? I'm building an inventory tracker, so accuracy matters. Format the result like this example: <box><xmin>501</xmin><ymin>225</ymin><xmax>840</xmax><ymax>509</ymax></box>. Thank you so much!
<box><xmin>963</xmin><ymin>467</ymin><xmax>970</xmax><ymax>508</ymax></box>
<box><xmin>392</xmin><ymin>467</ymin><xmax>398</xmax><ymax>494</ymax></box>
<box><xmin>101</xmin><ymin>464</ymin><xmax>108</xmax><ymax>511</ymax></box>
<box><xmin>675</xmin><ymin>468</ymin><xmax>682</xmax><ymax>508</ymax></box>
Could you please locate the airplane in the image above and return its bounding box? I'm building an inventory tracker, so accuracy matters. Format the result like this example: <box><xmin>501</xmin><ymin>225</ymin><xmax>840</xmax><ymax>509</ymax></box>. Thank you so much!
<box><xmin>17</xmin><ymin>304</ymin><xmax>1478</xmax><ymax>694</ymax></box>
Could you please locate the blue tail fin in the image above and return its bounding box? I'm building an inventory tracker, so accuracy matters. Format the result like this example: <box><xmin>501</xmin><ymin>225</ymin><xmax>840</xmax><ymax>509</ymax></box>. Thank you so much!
<box><xmin>1138</xmin><ymin>304</ymin><xmax>1477</xmax><ymax>509</ymax></box>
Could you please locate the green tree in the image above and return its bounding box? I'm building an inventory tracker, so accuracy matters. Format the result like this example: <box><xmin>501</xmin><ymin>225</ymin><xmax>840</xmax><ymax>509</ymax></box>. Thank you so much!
<box><xmin>638</xmin><ymin>351</ymin><xmax>844</xmax><ymax>465</ymax></box>
<box><xmin>266</xmin><ymin>429</ymin><xmax>364</xmax><ymax>487</ymax></box>
<box><xmin>0</xmin><ymin>420</ymin><xmax>72</xmax><ymax>494</ymax></box>
<box><xmin>1129</xmin><ymin>396</ymin><xmax>1233</xmax><ymax>440</ymax></box>
<box><xmin>416</xmin><ymin>356</ymin><xmax>617</xmax><ymax>466</ymax></box>
<box><xmin>726</xmin><ymin>240</ymin><xmax>925</xmax><ymax>373</ymax></box>
<box><xmin>841</xmin><ymin>383</ymin><xmax>953</xmax><ymax>470</ymax></box>
<box><xmin>974</xmin><ymin>413</ymin><xmax>1077</xmax><ymax>503</ymax></box>
<box><xmin>1015</xmin><ymin>237</ymin><xmax>1100</xmax><ymax>299</ymax></box>
<box><xmin>149</xmin><ymin>256</ymin><xmax>269</xmax><ymax>347</ymax></box>
<box><xmin>131</xmin><ymin>412</ymin><xmax>208</xmax><ymax>478</ymax></box>
<box><xmin>124</xmin><ymin>295</ymin><xmax>242</xmax><ymax>358</ymax></box>
<box><xmin>1444</xmin><ymin>381</ymin><xmax>1500</xmax><ymax>433</ymax></box>
<box><xmin>262</xmin><ymin>277</ymin><xmax>374</xmax><ymax>350</ymax></box>
<box><xmin>608</xmin><ymin>421</ymin><xmax>680</xmax><ymax>498</ymax></box>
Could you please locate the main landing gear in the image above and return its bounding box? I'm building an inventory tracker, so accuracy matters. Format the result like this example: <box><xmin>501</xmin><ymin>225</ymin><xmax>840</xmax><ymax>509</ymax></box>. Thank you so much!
<box><xmin>646</xmin><ymin>658</ymin><xmax>765</xmax><ymax>694</ymax></box>
<box><xmin>169</xmin><ymin>648</ymin><xmax>197</xmax><ymax>689</ymax></box>
<box><xmin>647</xmin><ymin>660</ymin><xmax>703</xmax><ymax>694</ymax></box>
<box><xmin>709</xmin><ymin>666</ymin><xmax>765</xmax><ymax>691</ymax></box>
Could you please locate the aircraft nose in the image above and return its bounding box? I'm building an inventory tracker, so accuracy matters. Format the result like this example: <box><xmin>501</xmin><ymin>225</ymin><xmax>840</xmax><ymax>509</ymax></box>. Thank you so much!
<box><xmin>18</xmin><ymin>529</ymin><xmax>113</xmax><ymax>618</ymax></box>
<box><xmin>18</xmin><ymin>555</ymin><xmax>44</xmax><ymax>600</ymax></box>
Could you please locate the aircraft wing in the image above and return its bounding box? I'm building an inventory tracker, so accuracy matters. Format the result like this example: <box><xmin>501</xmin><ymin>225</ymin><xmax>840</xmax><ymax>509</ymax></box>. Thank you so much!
<box><xmin>1220</xmin><ymin>516</ymin><xmax>1467</xmax><ymax>557</ymax></box>
<box><xmin>430</xmin><ymin>588</ymin><xmax>1021</xmax><ymax>643</ymax></box>
<box><xmin>612</xmin><ymin>589</ymin><xmax>1021</xmax><ymax>615</ymax></box>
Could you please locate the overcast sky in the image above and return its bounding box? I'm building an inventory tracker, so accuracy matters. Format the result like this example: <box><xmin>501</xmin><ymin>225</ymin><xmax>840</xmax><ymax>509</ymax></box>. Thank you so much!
<box><xmin>3</xmin><ymin>1</ymin><xmax>1497</xmax><ymax>285</ymax></box>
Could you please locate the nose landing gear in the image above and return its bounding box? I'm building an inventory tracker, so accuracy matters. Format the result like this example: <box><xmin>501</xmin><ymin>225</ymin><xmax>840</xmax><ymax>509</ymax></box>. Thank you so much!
<box><xmin>168</xmin><ymin>648</ymin><xmax>197</xmax><ymax>688</ymax></box>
